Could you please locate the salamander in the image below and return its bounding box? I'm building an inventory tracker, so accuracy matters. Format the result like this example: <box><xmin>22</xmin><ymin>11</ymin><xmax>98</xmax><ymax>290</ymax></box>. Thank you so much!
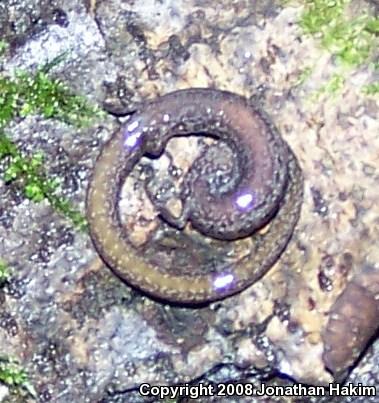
<box><xmin>86</xmin><ymin>88</ymin><xmax>303</xmax><ymax>303</ymax></box>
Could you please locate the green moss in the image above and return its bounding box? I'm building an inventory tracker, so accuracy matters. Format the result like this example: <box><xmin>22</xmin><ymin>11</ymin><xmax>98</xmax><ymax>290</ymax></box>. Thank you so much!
<box><xmin>295</xmin><ymin>66</ymin><xmax>313</xmax><ymax>86</ymax></box>
<box><xmin>0</xmin><ymin>260</ymin><xmax>10</xmax><ymax>285</ymax></box>
<box><xmin>321</xmin><ymin>73</ymin><xmax>346</xmax><ymax>93</ymax></box>
<box><xmin>0</xmin><ymin>357</ymin><xmax>35</xmax><ymax>397</ymax></box>
<box><xmin>0</xmin><ymin>134</ymin><xmax>87</xmax><ymax>230</ymax></box>
<box><xmin>300</xmin><ymin>1</ymin><xmax>379</xmax><ymax>67</ymax></box>
<box><xmin>0</xmin><ymin>53</ymin><xmax>101</xmax><ymax>230</ymax></box>
<box><xmin>0</xmin><ymin>68</ymin><xmax>102</xmax><ymax>128</ymax></box>
<box><xmin>0</xmin><ymin>50</ymin><xmax>102</xmax><ymax>128</ymax></box>
<box><xmin>323</xmin><ymin>15</ymin><xmax>376</xmax><ymax>66</ymax></box>
<box><xmin>296</xmin><ymin>0</ymin><xmax>379</xmax><ymax>96</ymax></box>
<box><xmin>310</xmin><ymin>73</ymin><xmax>346</xmax><ymax>100</ymax></box>
<box><xmin>362</xmin><ymin>82</ymin><xmax>379</xmax><ymax>96</ymax></box>
<box><xmin>0</xmin><ymin>41</ymin><xmax>8</xmax><ymax>56</ymax></box>
<box><xmin>300</xmin><ymin>0</ymin><xmax>348</xmax><ymax>35</ymax></box>
<box><xmin>365</xmin><ymin>17</ymin><xmax>379</xmax><ymax>34</ymax></box>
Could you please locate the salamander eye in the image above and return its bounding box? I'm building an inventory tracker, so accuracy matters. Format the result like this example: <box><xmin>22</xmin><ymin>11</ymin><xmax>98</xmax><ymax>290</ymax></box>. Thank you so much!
<box><xmin>145</xmin><ymin>138</ymin><xmax>165</xmax><ymax>157</ymax></box>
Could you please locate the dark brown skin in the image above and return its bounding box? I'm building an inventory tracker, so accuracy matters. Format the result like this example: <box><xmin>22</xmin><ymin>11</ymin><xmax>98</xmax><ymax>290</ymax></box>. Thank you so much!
<box><xmin>322</xmin><ymin>265</ymin><xmax>379</xmax><ymax>379</ymax></box>
<box><xmin>147</xmin><ymin>91</ymin><xmax>289</xmax><ymax>240</ymax></box>
<box><xmin>86</xmin><ymin>88</ymin><xmax>303</xmax><ymax>303</ymax></box>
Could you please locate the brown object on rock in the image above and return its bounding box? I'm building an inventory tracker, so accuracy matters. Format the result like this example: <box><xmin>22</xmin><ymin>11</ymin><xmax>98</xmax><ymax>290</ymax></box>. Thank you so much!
<box><xmin>322</xmin><ymin>265</ymin><xmax>379</xmax><ymax>379</ymax></box>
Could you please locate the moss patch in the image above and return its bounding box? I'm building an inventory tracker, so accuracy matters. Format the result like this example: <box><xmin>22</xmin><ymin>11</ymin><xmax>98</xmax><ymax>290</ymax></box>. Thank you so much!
<box><xmin>362</xmin><ymin>81</ymin><xmax>379</xmax><ymax>95</ymax></box>
<box><xmin>300</xmin><ymin>0</ymin><xmax>348</xmax><ymax>35</ymax></box>
<box><xmin>0</xmin><ymin>260</ymin><xmax>10</xmax><ymax>285</ymax></box>
<box><xmin>291</xmin><ymin>0</ymin><xmax>379</xmax><ymax>97</ymax></box>
<box><xmin>0</xmin><ymin>135</ymin><xmax>88</xmax><ymax>230</ymax></box>
<box><xmin>311</xmin><ymin>73</ymin><xmax>347</xmax><ymax>100</ymax></box>
<box><xmin>0</xmin><ymin>357</ymin><xmax>35</xmax><ymax>397</ymax></box>
<box><xmin>0</xmin><ymin>52</ymin><xmax>102</xmax><ymax>128</ymax></box>
<box><xmin>0</xmin><ymin>41</ymin><xmax>8</xmax><ymax>56</ymax></box>
<box><xmin>299</xmin><ymin>0</ymin><xmax>379</xmax><ymax>66</ymax></box>
<box><xmin>0</xmin><ymin>52</ymin><xmax>102</xmax><ymax>230</ymax></box>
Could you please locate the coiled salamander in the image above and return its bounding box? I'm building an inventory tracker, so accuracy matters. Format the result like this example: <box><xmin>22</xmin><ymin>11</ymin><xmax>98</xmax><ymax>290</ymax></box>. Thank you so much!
<box><xmin>86</xmin><ymin>88</ymin><xmax>303</xmax><ymax>303</ymax></box>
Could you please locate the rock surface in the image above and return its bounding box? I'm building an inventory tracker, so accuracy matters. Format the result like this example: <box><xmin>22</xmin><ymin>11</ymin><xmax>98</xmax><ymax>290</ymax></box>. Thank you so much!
<box><xmin>0</xmin><ymin>0</ymin><xmax>378</xmax><ymax>402</ymax></box>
